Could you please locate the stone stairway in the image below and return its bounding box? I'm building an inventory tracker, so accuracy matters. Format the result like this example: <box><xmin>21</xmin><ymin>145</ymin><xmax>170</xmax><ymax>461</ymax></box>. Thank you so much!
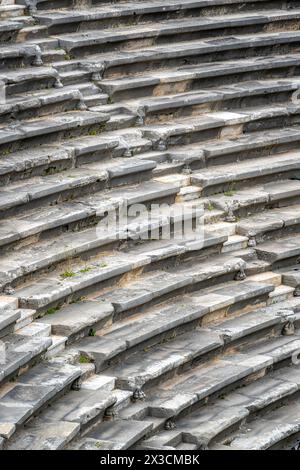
<box><xmin>1</xmin><ymin>0</ymin><xmax>300</xmax><ymax>451</ymax></box>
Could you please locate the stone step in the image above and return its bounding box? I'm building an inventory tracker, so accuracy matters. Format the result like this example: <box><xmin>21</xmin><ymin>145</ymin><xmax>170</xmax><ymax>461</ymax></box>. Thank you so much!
<box><xmin>45</xmin><ymin>334</ymin><xmax>67</xmax><ymax>359</ymax></box>
<box><xmin>226</xmin><ymin>400</ymin><xmax>300</xmax><ymax>449</ymax></box>
<box><xmin>26</xmin><ymin>37</ymin><xmax>59</xmax><ymax>51</ymax></box>
<box><xmin>15</xmin><ymin>320</ymin><xmax>51</xmax><ymax>337</ymax></box>
<box><xmin>0</xmin><ymin>361</ymin><xmax>81</xmax><ymax>444</ymax></box>
<box><xmin>33</xmin><ymin>1</ymin><xmax>292</xmax><ymax>32</ymax></box>
<box><xmin>98</xmin><ymin>254</ymin><xmax>247</xmax><ymax>319</ymax></box>
<box><xmin>0</xmin><ymin>66</ymin><xmax>63</xmax><ymax>96</ymax></box>
<box><xmin>267</xmin><ymin>284</ymin><xmax>295</xmax><ymax>305</ymax></box>
<box><xmin>146</xmin><ymin>133</ymin><xmax>300</xmax><ymax>179</ymax></box>
<box><xmin>0</xmin><ymin>4</ymin><xmax>25</xmax><ymax>19</ymax></box>
<box><xmin>1</xmin><ymin>0</ymin><xmax>300</xmax><ymax>452</ymax></box>
<box><xmin>2</xmin><ymin>119</ymin><xmax>295</xmax><ymax>193</ymax></box>
<box><xmin>121</xmin><ymin>302</ymin><xmax>299</xmax><ymax>430</ymax></box>
<box><xmin>5</xmin><ymin>418</ymin><xmax>80</xmax><ymax>450</ymax></box>
<box><xmin>0</xmin><ymin>296</ymin><xmax>20</xmax><ymax>337</ymax></box>
<box><xmin>126</xmin><ymin>79</ymin><xmax>299</xmax><ymax>123</ymax></box>
<box><xmin>0</xmin><ymin>295</ymin><xmax>18</xmax><ymax>312</ymax></box>
<box><xmin>43</xmin><ymin>385</ymin><xmax>116</xmax><ymax>425</ymax></box>
<box><xmin>0</xmin><ymin>179</ymin><xmax>179</xmax><ymax>250</ymax></box>
<box><xmin>0</xmin><ymin>308</ymin><xmax>21</xmax><ymax>338</ymax></box>
<box><xmin>82</xmin><ymin>30</ymin><xmax>300</xmax><ymax>78</ymax></box>
<box><xmin>191</xmin><ymin>150</ymin><xmax>300</xmax><ymax>196</ymax></box>
<box><xmin>11</xmin><ymin>253</ymin><xmax>145</xmax><ymax>310</ymax></box>
<box><xmin>221</xmin><ymin>235</ymin><xmax>249</xmax><ymax>253</ymax></box>
<box><xmin>40</xmin><ymin>300</ymin><xmax>114</xmax><ymax>344</ymax></box>
<box><xmin>0</xmin><ymin>193</ymin><xmax>216</xmax><ymax>289</ymax></box>
<box><xmin>141</xmin><ymin>104</ymin><xmax>300</xmax><ymax>149</ymax></box>
<box><xmin>10</xmin><ymin>24</ymin><xmax>49</xmax><ymax>44</ymax></box>
<box><xmin>14</xmin><ymin>231</ymin><xmax>231</xmax><ymax>311</ymax></box>
<box><xmin>209</xmin><ymin>180</ymin><xmax>300</xmax><ymax>219</ymax></box>
<box><xmin>280</xmin><ymin>265</ymin><xmax>300</xmax><ymax>296</ymax></box>
<box><xmin>236</xmin><ymin>204</ymin><xmax>300</xmax><ymax>245</ymax></box>
<box><xmin>0</xmin><ymin>110</ymin><xmax>109</xmax><ymax>153</ymax></box>
<box><xmin>104</xmin><ymin>298</ymin><xmax>292</xmax><ymax>393</ymax></box>
<box><xmin>0</xmin><ymin>332</ymin><xmax>52</xmax><ymax>385</ymax></box>
<box><xmin>145</xmin><ymin>334</ymin><xmax>300</xmax><ymax>419</ymax></box>
<box><xmin>14</xmin><ymin>308</ymin><xmax>36</xmax><ymax>330</ymax></box>
<box><xmin>6</xmin><ymin>383</ymin><xmax>117</xmax><ymax>449</ymax></box>
<box><xmin>0</xmin><ymin>166</ymin><xmax>108</xmax><ymax>218</ymax></box>
<box><xmin>0</xmin><ymin>186</ymin><xmax>218</xmax><ymax>287</ymax></box>
<box><xmin>171</xmin><ymin>126</ymin><xmax>300</xmax><ymax>168</ymax></box>
<box><xmin>72</xmin><ymin>418</ymin><xmax>153</xmax><ymax>450</ymax></box>
<box><xmin>255</xmin><ymin>234</ymin><xmax>300</xmax><ymax>267</ymax></box>
<box><xmin>41</xmin><ymin>47</ymin><xmax>67</xmax><ymax>64</ymax></box>
<box><xmin>59</xmin><ymin>69</ymin><xmax>92</xmax><ymax>86</ymax></box>
<box><xmin>84</xmin><ymin>93</ymin><xmax>108</xmax><ymax>107</ymax></box>
<box><xmin>18</xmin><ymin>0</ymin><xmax>293</xmax><ymax>15</ymax></box>
<box><xmin>99</xmin><ymin>53</ymin><xmax>300</xmax><ymax>100</ymax></box>
<box><xmin>0</xmin><ymin>42</ymin><xmax>44</xmax><ymax>69</ymax></box>
<box><xmin>0</xmin><ymin>20</ymin><xmax>23</xmax><ymax>42</ymax></box>
<box><xmin>77</xmin><ymin>280</ymin><xmax>275</xmax><ymax>371</ymax></box>
<box><xmin>53</xmin><ymin>11</ymin><xmax>300</xmax><ymax>56</ymax></box>
<box><xmin>142</xmin><ymin>361</ymin><xmax>300</xmax><ymax>449</ymax></box>
<box><xmin>0</xmin><ymin>127</ymin><xmax>152</xmax><ymax>186</ymax></box>
<box><xmin>5</xmin><ymin>82</ymin><xmax>99</xmax><ymax>116</ymax></box>
<box><xmin>0</xmin><ymin>87</ymin><xmax>88</xmax><ymax>121</ymax></box>
<box><xmin>104</xmin><ymin>388</ymin><xmax>133</xmax><ymax>417</ymax></box>
<box><xmin>0</xmin><ymin>158</ymin><xmax>158</xmax><ymax>219</ymax></box>
<box><xmin>210</xmin><ymin>301</ymin><xmax>296</xmax><ymax>343</ymax></box>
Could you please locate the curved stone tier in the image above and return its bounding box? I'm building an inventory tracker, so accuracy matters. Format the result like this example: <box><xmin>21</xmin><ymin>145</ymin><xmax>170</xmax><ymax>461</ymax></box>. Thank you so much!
<box><xmin>0</xmin><ymin>0</ymin><xmax>300</xmax><ymax>451</ymax></box>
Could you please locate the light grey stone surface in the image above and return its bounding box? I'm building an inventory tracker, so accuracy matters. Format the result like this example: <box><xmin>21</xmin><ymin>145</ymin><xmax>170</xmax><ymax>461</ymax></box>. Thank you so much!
<box><xmin>2</xmin><ymin>0</ymin><xmax>300</xmax><ymax>452</ymax></box>
<box><xmin>87</xmin><ymin>419</ymin><xmax>153</xmax><ymax>449</ymax></box>
<box><xmin>40</xmin><ymin>300</ymin><xmax>114</xmax><ymax>339</ymax></box>
<box><xmin>7</xmin><ymin>418</ymin><xmax>80</xmax><ymax>450</ymax></box>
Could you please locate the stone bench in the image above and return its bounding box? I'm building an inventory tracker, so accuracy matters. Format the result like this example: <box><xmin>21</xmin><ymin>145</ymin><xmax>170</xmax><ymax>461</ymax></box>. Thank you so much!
<box><xmin>81</xmin><ymin>31</ymin><xmax>300</xmax><ymax>78</ymax></box>
<box><xmin>142</xmin><ymin>362</ymin><xmax>300</xmax><ymax>449</ymax></box>
<box><xmin>146</xmin><ymin>335</ymin><xmax>300</xmax><ymax>420</ymax></box>
<box><xmin>129</xmin><ymin>79</ymin><xmax>298</xmax><ymax>124</ymax></box>
<box><xmin>209</xmin><ymin>180</ymin><xmax>300</xmax><ymax>219</ymax></box>
<box><xmin>33</xmin><ymin>0</ymin><xmax>283</xmax><ymax>31</ymax></box>
<box><xmin>191</xmin><ymin>151</ymin><xmax>300</xmax><ymax>196</ymax></box>
<box><xmin>76</xmin><ymin>281</ymin><xmax>274</xmax><ymax>371</ymax></box>
<box><xmin>227</xmin><ymin>400</ymin><xmax>300</xmax><ymax>449</ymax></box>
<box><xmin>142</xmin><ymin>104</ymin><xmax>299</xmax><ymax>150</ymax></box>
<box><xmin>0</xmin><ymin>179</ymin><xmax>179</xmax><ymax>250</ymax></box>
<box><xmin>53</xmin><ymin>12</ymin><xmax>300</xmax><ymax>57</ymax></box>
<box><xmin>0</xmin><ymin>110</ymin><xmax>109</xmax><ymax>152</ymax></box>
<box><xmin>256</xmin><ymin>234</ymin><xmax>300</xmax><ymax>267</ymax></box>
<box><xmin>0</xmin><ymin>331</ymin><xmax>52</xmax><ymax>386</ymax></box>
<box><xmin>99</xmin><ymin>54</ymin><xmax>300</xmax><ymax>100</ymax></box>
<box><xmin>13</xmin><ymin>229</ymin><xmax>229</xmax><ymax>310</ymax></box>
<box><xmin>0</xmin><ymin>360</ymin><xmax>81</xmax><ymax>445</ymax></box>
<box><xmin>236</xmin><ymin>204</ymin><xmax>300</xmax><ymax>244</ymax></box>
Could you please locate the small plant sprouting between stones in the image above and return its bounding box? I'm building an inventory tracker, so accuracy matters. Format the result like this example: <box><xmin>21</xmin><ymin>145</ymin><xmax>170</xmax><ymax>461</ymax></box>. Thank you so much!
<box><xmin>46</xmin><ymin>307</ymin><xmax>60</xmax><ymax>315</ymax></box>
<box><xmin>88</xmin><ymin>123</ymin><xmax>106</xmax><ymax>136</ymax></box>
<box><xmin>79</xmin><ymin>354</ymin><xmax>91</xmax><ymax>364</ymax></box>
<box><xmin>224</xmin><ymin>189</ymin><xmax>236</xmax><ymax>197</ymax></box>
<box><xmin>79</xmin><ymin>266</ymin><xmax>94</xmax><ymax>274</ymax></box>
<box><xmin>89</xmin><ymin>328</ymin><xmax>96</xmax><ymax>337</ymax></box>
<box><xmin>70</xmin><ymin>296</ymin><xmax>87</xmax><ymax>304</ymax></box>
<box><xmin>223</xmin><ymin>184</ymin><xmax>236</xmax><ymax>197</ymax></box>
<box><xmin>60</xmin><ymin>270</ymin><xmax>76</xmax><ymax>279</ymax></box>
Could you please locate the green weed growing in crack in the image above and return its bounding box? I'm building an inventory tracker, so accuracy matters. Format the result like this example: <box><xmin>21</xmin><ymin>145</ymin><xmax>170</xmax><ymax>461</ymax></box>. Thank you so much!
<box><xmin>60</xmin><ymin>270</ymin><xmax>76</xmax><ymax>279</ymax></box>
<box><xmin>45</xmin><ymin>306</ymin><xmax>60</xmax><ymax>315</ymax></box>
<box><xmin>79</xmin><ymin>354</ymin><xmax>92</xmax><ymax>364</ymax></box>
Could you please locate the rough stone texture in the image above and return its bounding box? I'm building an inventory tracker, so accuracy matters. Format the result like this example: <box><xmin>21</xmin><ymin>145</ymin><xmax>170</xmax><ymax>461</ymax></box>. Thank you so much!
<box><xmin>1</xmin><ymin>0</ymin><xmax>300</xmax><ymax>452</ymax></box>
